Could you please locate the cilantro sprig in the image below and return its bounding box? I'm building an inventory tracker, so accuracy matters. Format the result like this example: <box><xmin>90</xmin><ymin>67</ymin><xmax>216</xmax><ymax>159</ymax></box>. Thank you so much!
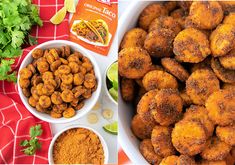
<box><xmin>20</xmin><ymin>124</ymin><xmax>43</xmax><ymax>156</ymax></box>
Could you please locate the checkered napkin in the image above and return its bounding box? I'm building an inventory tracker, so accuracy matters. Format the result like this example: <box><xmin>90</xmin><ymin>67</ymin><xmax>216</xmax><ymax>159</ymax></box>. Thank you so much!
<box><xmin>0</xmin><ymin>0</ymin><xmax>69</xmax><ymax>164</ymax></box>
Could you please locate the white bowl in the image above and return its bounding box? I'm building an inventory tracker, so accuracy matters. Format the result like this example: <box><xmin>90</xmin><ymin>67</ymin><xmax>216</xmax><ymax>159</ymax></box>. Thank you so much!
<box><xmin>48</xmin><ymin>125</ymin><xmax>109</xmax><ymax>164</ymax></box>
<box><xmin>118</xmin><ymin>1</ymin><xmax>153</xmax><ymax>164</ymax></box>
<box><xmin>18</xmin><ymin>40</ymin><xmax>102</xmax><ymax>124</ymax></box>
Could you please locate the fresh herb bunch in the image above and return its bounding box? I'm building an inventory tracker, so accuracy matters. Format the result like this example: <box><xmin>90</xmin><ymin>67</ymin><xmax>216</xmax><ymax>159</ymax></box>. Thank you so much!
<box><xmin>0</xmin><ymin>0</ymin><xmax>42</xmax><ymax>82</ymax></box>
<box><xmin>20</xmin><ymin>124</ymin><xmax>43</xmax><ymax>155</ymax></box>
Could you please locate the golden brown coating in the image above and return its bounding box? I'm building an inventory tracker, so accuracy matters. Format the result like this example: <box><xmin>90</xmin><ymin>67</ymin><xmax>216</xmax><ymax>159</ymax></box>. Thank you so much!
<box><xmin>63</xmin><ymin>107</ymin><xmax>76</xmax><ymax>118</ymax></box>
<box><xmin>163</xmin><ymin>1</ymin><xmax>177</xmax><ymax>12</ymax></box>
<box><xmin>210</xmin><ymin>24</ymin><xmax>235</xmax><ymax>57</ymax></box>
<box><xmin>222</xmin><ymin>83</ymin><xmax>235</xmax><ymax>90</ymax></box>
<box><xmin>19</xmin><ymin>78</ymin><xmax>30</xmax><ymax>88</ymax></box>
<box><xmin>151</xmin><ymin>125</ymin><xmax>176</xmax><ymax>157</ymax></box>
<box><xmin>216</xmin><ymin>124</ymin><xmax>235</xmax><ymax>146</ymax></box>
<box><xmin>58</xmin><ymin>64</ymin><xmax>71</xmax><ymax>74</ymax></box>
<box><xmin>121</xmin><ymin>78</ymin><xmax>135</xmax><ymax>102</ymax></box>
<box><xmin>170</xmin><ymin>8</ymin><xmax>187</xmax><ymax>28</ymax></box>
<box><xmin>191</xmin><ymin>57</ymin><xmax>211</xmax><ymax>73</ymax></box>
<box><xmin>60</xmin><ymin>82</ymin><xmax>72</xmax><ymax>91</ymax></box>
<box><xmin>219</xmin><ymin>1</ymin><xmax>235</xmax><ymax>12</ymax></box>
<box><xmin>51</xmin><ymin>91</ymin><xmax>63</xmax><ymax>105</ymax></box>
<box><xmin>20</xmin><ymin>68</ymin><xmax>32</xmax><ymax>79</ymax></box>
<box><xmin>28</xmin><ymin>96</ymin><xmax>37</xmax><ymax>107</ymax></box>
<box><xmin>218</xmin><ymin>49</ymin><xmax>235</xmax><ymax>70</ymax></box>
<box><xmin>199</xmin><ymin>160</ymin><xmax>227</xmax><ymax>165</ymax></box>
<box><xmin>61</xmin><ymin>73</ymin><xmax>73</xmax><ymax>85</ymax></box>
<box><xmin>118</xmin><ymin>47</ymin><xmax>152</xmax><ymax>79</ymax></box>
<box><xmin>82</xmin><ymin>88</ymin><xmax>92</xmax><ymax>99</ymax></box>
<box><xmin>161</xmin><ymin>58</ymin><xmax>189</xmax><ymax>82</ymax></box>
<box><xmin>177</xmin><ymin>1</ymin><xmax>192</xmax><ymax>11</ymax></box>
<box><xmin>39</xmin><ymin>95</ymin><xmax>51</xmax><ymax>108</ymax></box>
<box><xmin>177</xmin><ymin>155</ymin><xmax>196</xmax><ymax>165</ymax></box>
<box><xmin>120</xmin><ymin>28</ymin><xmax>147</xmax><ymax>50</ymax></box>
<box><xmin>74</xmin><ymin>101</ymin><xmax>84</xmax><ymax>110</ymax></box>
<box><xmin>172</xmin><ymin>120</ymin><xmax>207</xmax><ymax>156</ymax></box>
<box><xmin>42</xmin><ymin>71</ymin><xmax>54</xmax><ymax>82</ymax></box>
<box><xmin>223</xmin><ymin>13</ymin><xmax>235</xmax><ymax>26</ymax></box>
<box><xmin>150</xmin><ymin>89</ymin><xmax>183</xmax><ymax>126</ymax></box>
<box><xmin>42</xmin><ymin>83</ymin><xmax>55</xmax><ymax>96</ymax></box>
<box><xmin>159</xmin><ymin>155</ymin><xmax>179</xmax><ymax>165</ymax></box>
<box><xmin>180</xmin><ymin>90</ymin><xmax>193</xmax><ymax>107</ymax></box>
<box><xmin>186</xmin><ymin>69</ymin><xmax>220</xmax><ymax>105</ymax></box>
<box><xmin>61</xmin><ymin>89</ymin><xmax>74</xmax><ymax>103</ymax></box>
<box><xmin>32</xmin><ymin>48</ymin><xmax>43</xmax><ymax>59</ymax></box>
<box><xmin>201</xmin><ymin>137</ymin><xmax>231</xmax><ymax>161</ymax></box>
<box><xmin>131</xmin><ymin>114</ymin><xmax>156</xmax><ymax>140</ymax></box>
<box><xmin>211</xmin><ymin>58</ymin><xmax>235</xmax><ymax>83</ymax></box>
<box><xmin>205</xmin><ymin>89</ymin><xmax>235</xmax><ymax>126</ymax></box>
<box><xmin>51</xmin><ymin>111</ymin><xmax>62</xmax><ymax>118</ymax></box>
<box><xmin>73</xmin><ymin>73</ymin><xmax>84</xmax><ymax>86</ymax></box>
<box><xmin>144</xmin><ymin>28</ymin><xmax>175</xmax><ymax>58</ymax></box>
<box><xmin>22</xmin><ymin>88</ymin><xmax>30</xmax><ymax>98</ymax></box>
<box><xmin>139</xmin><ymin>139</ymin><xmax>163</xmax><ymax>165</ymax></box>
<box><xmin>189</xmin><ymin>1</ymin><xmax>223</xmax><ymax>30</ymax></box>
<box><xmin>84</xmin><ymin>73</ymin><xmax>96</xmax><ymax>89</ymax></box>
<box><xmin>142</xmin><ymin>70</ymin><xmax>178</xmax><ymax>91</ymax></box>
<box><xmin>68</xmin><ymin>61</ymin><xmax>79</xmax><ymax>74</ymax></box>
<box><xmin>37</xmin><ymin>60</ymin><xmax>49</xmax><ymax>73</ymax></box>
<box><xmin>173</xmin><ymin>28</ymin><xmax>211</xmax><ymax>63</ymax></box>
<box><xmin>138</xmin><ymin>3</ymin><xmax>168</xmax><ymax>30</ymax></box>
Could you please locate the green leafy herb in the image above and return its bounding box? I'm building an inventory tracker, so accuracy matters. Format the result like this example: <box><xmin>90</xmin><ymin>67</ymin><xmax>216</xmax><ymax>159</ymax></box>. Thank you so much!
<box><xmin>20</xmin><ymin>124</ymin><xmax>43</xmax><ymax>156</ymax></box>
<box><xmin>0</xmin><ymin>59</ymin><xmax>17</xmax><ymax>82</ymax></box>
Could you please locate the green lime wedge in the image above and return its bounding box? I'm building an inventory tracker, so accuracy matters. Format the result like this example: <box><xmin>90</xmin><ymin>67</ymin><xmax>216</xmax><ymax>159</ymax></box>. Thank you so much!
<box><xmin>109</xmin><ymin>87</ymin><xmax>118</xmax><ymax>101</ymax></box>
<box><xmin>112</xmin><ymin>79</ymin><xmax>118</xmax><ymax>91</ymax></box>
<box><xmin>103</xmin><ymin>121</ymin><xmax>118</xmax><ymax>135</ymax></box>
<box><xmin>107</xmin><ymin>62</ymin><xmax>118</xmax><ymax>83</ymax></box>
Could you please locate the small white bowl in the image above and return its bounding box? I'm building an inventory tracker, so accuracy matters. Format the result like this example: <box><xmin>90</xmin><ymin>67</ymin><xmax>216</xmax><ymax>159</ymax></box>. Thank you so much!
<box><xmin>48</xmin><ymin>125</ymin><xmax>109</xmax><ymax>164</ymax></box>
<box><xmin>18</xmin><ymin>40</ymin><xmax>102</xmax><ymax>124</ymax></box>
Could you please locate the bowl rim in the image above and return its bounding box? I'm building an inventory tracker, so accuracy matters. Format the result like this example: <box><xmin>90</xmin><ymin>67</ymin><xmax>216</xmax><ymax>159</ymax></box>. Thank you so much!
<box><xmin>48</xmin><ymin>124</ymin><xmax>109</xmax><ymax>164</ymax></box>
<box><xmin>17</xmin><ymin>40</ymin><xmax>102</xmax><ymax>124</ymax></box>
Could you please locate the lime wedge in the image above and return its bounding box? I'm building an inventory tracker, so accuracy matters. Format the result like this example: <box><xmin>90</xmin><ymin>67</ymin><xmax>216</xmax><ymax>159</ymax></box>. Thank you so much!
<box><xmin>64</xmin><ymin>0</ymin><xmax>75</xmax><ymax>13</ymax></box>
<box><xmin>50</xmin><ymin>6</ymin><xmax>67</xmax><ymax>25</ymax></box>
<box><xmin>107</xmin><ymin>62</ymin><xmax>118</xmax><ymax>83</ymax></box>
<box><xmin>109</xmin><ymin>87</ymin><xmax>118</xmax><ymax>101</ymax></box>
<box><xmin>103</xmin><ymin>121</ymin><xmax>118</xmax><ymax>135</ymax></box>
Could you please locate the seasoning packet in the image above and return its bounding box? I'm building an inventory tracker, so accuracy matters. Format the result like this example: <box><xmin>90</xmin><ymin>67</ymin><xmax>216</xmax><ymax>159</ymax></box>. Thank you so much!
<box><xmin>69</xmin><ymin>0</ymin><xmax>118</xmax><ymax>56</ymax></box>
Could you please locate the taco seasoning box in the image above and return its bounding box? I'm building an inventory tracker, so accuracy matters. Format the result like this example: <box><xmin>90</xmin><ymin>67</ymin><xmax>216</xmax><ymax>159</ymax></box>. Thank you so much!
<box><xmin>69</xmin><ymin>0</ymin><xmax>118</xmax><ymax>56</ymax></box>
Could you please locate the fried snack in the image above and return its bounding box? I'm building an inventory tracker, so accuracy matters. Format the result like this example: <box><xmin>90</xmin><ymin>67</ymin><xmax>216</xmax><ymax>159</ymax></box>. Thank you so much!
<box><xmin>118</xmin><ymin>47</ymin><xmax>152</xmax><ymax>79</ymax></box>
<box><xmin>39</xmin><ymin>95</ymin><xmax>51</xmax><ymax>108</ymax></box>
<box><xmin>37</xmin><ymin>60</ymin><xmax>49</xmax><ymax>73</ymax></box>
<box><xmin>151</xmin><ymin>125</ymin><xmax>176</xmax><ymax>157</ymax></box>
<box><xmin>180</xmin><ymin>90</ymin><xmax>192</xmax><ymax>107</ymax></box>
<box><xmin>210</xmin><ymin>24</ymin><xmax>235</xmax><ymax>57</ymax></box>
<box><xmin>216</xmin><ymin>124</ymin><xmax>235</xmax><ymax>146</ymax></box>
<box><xmin>183</xmin><ymin>105</ymin><xmax>214</xmax><ymax>138</ymax></box>
<box><xmin>150</xmin><ymin>89</ymin><xmax>183</xmax><ymax>126</ymax></box>
<box><xmin>177</xmin><ymin>1</ymin><xmax>192</xmax><ymax>11</ymax></box>
<box><xmin>22</xmin><ymin>88</ymin><xmax>30</xmax><ymax>97</ymax></box>
<box><xmin>219</xmin><ymin>1</ymin><xmax>235</xmax><ymax>12</ymax></box>
<box><xmin>19</xmin><ymin>78</ymin><xmax>30</xmax><ymax>88</ymax></box>
<box><xmin>186</xmin><ymin>69</ymin><xmax>220</xmax><ymax>105</ymax></box>
<box><xmin>170</xmin><ymin>8</ymin><xmax>187</xmax><ymax>28</ymax></box>
<box><xmin>51</xmin><ymin>91</ymin><xmax>63</xmax><ymax>105</ymax></box>
<box><xmin>120</xmin><ymin>28</ymin><xmax>147</xmax><ymax>50</ymax></box>
<box><xmin>73</xmin><ymin>73</ymin><xmax>84</xmax><ymax>86</ymax></box>
<box><xmin>191</xmin><ymin>57</ymin><xmax>211</xmax><ymax>73</ymax></box>
<box><xmin>199</xmin><ymin>160</ymin><xmax>227</xmax><ymax>165</ymax></box>
<box><xmin>138</xmin><ymin>3</ymin><xmax>168</xmax><ymax>30</ymax></box>
<box><xmin>205</xmin><ymin>89</ymin><xmax>235</xmax><ymax>126</ymax></box>
<box><xmin>159</xmin><ymin>155</ymin><xmax>178</xmax><ymax>165</ymax></box>
<box><xmin>223</xmin><ymin>13</ymin><xmax>235</xmax><ymax>26</ymax></box>
<box><xmin>121</xmin><ymin>78</ymin><xmax>135</xmax><ymax>102</ymax></box>
<box><xmin>32</xmin><ymin>48</ymin><xmax>43</xmax><ymax>58</ymax></box>
<box><xmin>131</xmin><ymin>114</ymin><xmax>156</xmax><ymax>140</ymax></box>
<box><xmin>82</xmin><ymin>88</ymin><xmax>92</xmax><ymax>99</ymax></box>
<box><xmin>173</xmin><ymin>28</ymin><xmax>211</xmax><ymax>63</ymax></box>
<box><xmin>144</xmin><ymin>28</ymin><xmax>175</xmax><ymax>58</ymax></box>
<box><xmin>189</xmin><ymin>1</ymin><xmax>223</xmax><ymax>30</ymax></box>
<box><xmin>163</xmin><ymin>1</ymin><xmax>177</xmax><ymax>12</ymax></box>
<box><xmin>28</xmin><ymin>96</ymin><xmax>37</xmax><ymax>107</ymax></box>
<box><xmin>137</xmin><ymin>89</ymin><xmax>158</xmax><ymax>123</ymax></box>
<box><xmin>222</xmin><ymin>83</ymin><xmax>235</xmax><ymax>90</ymax></box>
<box><xmin>219</xmin><ymin>49</ymin><xmax>235</xmax><ymax>70</ymax></box>
<box><xmin>84</xmin><ymin>73</ymin><xmax>96</xmax><ymax>89</ymax></box>
<box><xmin>42</xmin><ymin>71</ymin><xmax>54</xmax><ymax>82</ymax></box>
<box><xmin>20</xmin><ymin>68</ymin><xmax>32</xmax><ymax>79</ymax></box>
<box><xmin>161</xmin><ymin>58</ymin><xmax>189</xmax><ymax>82</ymax></box>
<box><xmin>177</xmin><ymin>155</ymin><xmax>196</xmax><ymax>165</ymax></box>
<box><xmin>139</xmin><ymin>139</ymin><xmax>163</xmax><ymax>165</ymax></box>
<box><xmin>58</xmin><ymin>65</ymin><xmax>71</xmax><ymax>74</ymax></box>
<box><xmin>172</xmin><ymin>120</ymin><xmax>207</xmax><ymax>156</ymax></box>
<box><xmin>61</xmin><ymin>89</ymin><xmax>74</xmax><ymax>103</ymax></box>
<box><xmin>148</xmin><ymin>16</ymin><xmax>181</xmax><ymax>35</ymax></box>
<box><xmin>142</xmin><ymin>70</ymin><xmax>178</xmax><ymax>91</ymax></box>
<box><xmin>61</xmin><ymin>73</ymin><xmax>73</xmax><ymax>85</ymax></box>
<box><xmin>50</xmin><ymin>60</ymin><xmax>61</xmax><ymax>72</ymax></box>
<box><xmin>60</xmin><ymin>82</ymin><xmax>72</xmax><ymax>91</ymax></box>
<box><xmin>211</xmin><ymin>58</ymin><xmax>235</xmax><ymax>83</ymax></box>
<box><xmin>42</xmin><ymin>83</ymin><xmax>55</xmax><ymax>96</ymax></box>
<box><xmin>201</xmin><ymin>137</ymin><xmax>231</xmax><ymax>161</ymax></box>
<box><xmin>63</xmin><ymin>107</ymin><xmax>76</xmax><ymax>118</ymax></box>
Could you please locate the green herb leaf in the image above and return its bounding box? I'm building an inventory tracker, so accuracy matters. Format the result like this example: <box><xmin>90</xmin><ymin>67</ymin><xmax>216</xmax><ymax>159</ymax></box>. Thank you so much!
<box><xmin>0</xmin><ymin>59</ymin><xmax>17</xmax><ymax>82</ymax></box>
<box><xmin>28</xmin><ymin>35</ymin><xmax>38</xmax><ymax>46</ymax></box>
<box><xmin>20</xmin><ymin>140</ymin><xmax>29</xmax><ymax>147</ymax></box>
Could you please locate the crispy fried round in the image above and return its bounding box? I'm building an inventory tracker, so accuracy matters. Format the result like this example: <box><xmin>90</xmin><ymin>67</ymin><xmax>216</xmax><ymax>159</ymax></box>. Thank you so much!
<box><xmin>186</xmin><ymin>69</ymin><xmax>220</xmax><ymax>105</ymax></box>
<box><xmin>73</xmin><ymin>73</ymin><xmax>84</xmax><ymax>86</ymax></box>
<box><xmin>151</xmin><ymin>125</ymin><xmax>176</xmax><ymax>157</ymax></box>
<box><xmin>42</xmin><ymin>71</ymin><xmax>53</xmax><ymax>82</ymax></box>
<box><xmin>61</xmin><ymin>73</ymin><xmax>73</xmax><ymax>85</ymax></box>
<box><xmin>216</xmin><ymin>124</ymin><xmax>235</xmax><ymax>146</ymax></box>
<box><xmin>39</xmin><ymin>95</ymin><xmax>51</xmax><ymax>108</ymax></box>
<box><xmin>121</xmin><ymin>78</ymin><xmax>135</xmax><ymax>102</ymax></box>
<box><xmin>142</xmin><ymin>70</ymin><xmax>178</xmax><ymax>91</ymax></box>
<box><xmin>218</xmin><ymin>49</ymin><xmax>235</xmax><ymax>70</ymax></box>
<box><xmin>211</xmin><ymin>58</ymin><xmax>235</xmax><ymax>83</ymax></box>
<box><xmin>84</xmin><ymin>73</ymin><xmax>96</xmax><ymax>89</ymax></box>
<box><xmin>118</xmin><ymin>47</ymin><xmax>152</xmax><ymax>79</ymax></box>
<box><xmin>22</xmin><ymin>88</ymin><xmax>30</xmax><ymax>97</ymax></box>
<box><xmin>191</xmin><ymin>57</ymin><xmax>211</xmax><ymax>73</ymax></box>
<box><xmin>200</xmin><ymin>160</ymin><xmax>227</xmax><ymax>165</ymax></box>
<box><xmin>20</xmin><ymin>68</ymin><xmax>32</xmax><ymax>79</ymax></box>
<box><xmin>159</xmin><ymin>155</ymin><xmax>179</xmax><ymax>165</ymax></box>
<box><xmin>177</xmin><ymin>155</ymin><xmax>196</xmax><ymax>165</ymax></box>
<box><xmin>177</xmin><ymin>1</ymin><xmax>192</xmax><ymax>11</ymax></box>
<box><xmin>161</xmin><ymin>58</ymin><xmax>189</xmax><ymax>82</ymax></box>
<box><xmin>170</xmin><ymin>8</ymin><xmax>187</xmax><ymax>28</ymax></box>
<box><xmin>223</xmin><ymin>13</ymin><xmax>235</xmax><ymax>26</ymax></box>
<box><xmin>50</xmin><ymin>60</ymin><xmax>61</xmax><ymax>72</ymax></box>
<box><xmin>32</xmin><ymin>48</ymin><xmax>43</xmax><ymax>58</ymax></box>
<box><xmin>150</xmin><ymin>89</ymin><xmax>183</xmax><ymax>126</ymax></box>
<box><xmin>58</xmin><ymin>64</ymin><xmax>71</xmax><ymax>74</ymax></box>
<box><xmin>144</xmin><ymin>28</ymin><xmax>175</xmax><ymax>58</ymax></box>
<box><xmin>139</xmin><ymin>139</ymin><xmax>163</xmax><ymax>165</ymax></box>
<box><xmin>131</xmin><ymin>114</ymin><xmax>156</xmax><ymax>140</ymax></box>
<box><xmin>37</xmin><ymin>60</ymin><xmax>49</xmax><ymax>73</ymax></box>
<box><xmin>19</xmin><ymin>78</ymin><xmax>30</xmax><ymax>88</ymax></box>
<box><xmin>28</xmin><ymin>96</ymin><xmax>37</xmax><ymax>107</ymax></box>
<box><xmin>138</xmin><ymin>3</ymin><xmax>168</xmax><ymax>30</ymax></box>
<box><xmin>183</xmin><ymin>105</ymin><xmax>214</xmax><ymax>138</ymax></box>
<box><xmin>205</xmin><ymin>89</ymin><xmax>235</xmax><ymax>126</ymax></box>
<box><xmin>163</xmin><ymin>1</ymin><xmax>177</xmax><ymax>12</ymax></box>
<box><xmin>222</xmin><ymin>83</ymin><xmax>235</xmax><ymax>90</ymax></box>
<box><xmin>51</xmin><ymin>91</ymin><xmax>63</xmax><ymax>105</ymax></box>
<box><xmin>201</xmin><ymin>137</ymin><xmax>231</xmax><ymax>161</ymax></box>
<box><xmin>42</xmin><ymin>83</ymin><xmax>55</xmax><ymax>96</ymax></box>
<box><xmin>189</xmin><ymin>1</ymin><xmax>223</xmax><ymax>30</ymax></box>
<box><xmin>210</xmin><ymin>24</ymin><xmax>235</xmax><ymax>57</ymax></box>
<box><xmin>173</xmin><ymin>28</ymin><xmax>211</xmax><ymax>63</ymax></box>
<box><xmin>137</xmin><ymin>89</ymin><xmax>158</xmax><ymax>123</ymax></box>
<box><xmin>63</xmin><ymin>107</ymin><xmax>76</xmax><ymax>118</ymax></box>
<box><xmin>219</xmin><ymin>1</ymin><xmax>235</xmax><ymax>12</ymax></box>
<box><xmin>82</xmin><ymin>88</ymin><xmax>92</xmax><ymax>99</ymax></box>
<box><xmin>172</xmin><ymin>120</ymin><xmax>207</xmax><ymax>156</ymax></box>
<box><xmin>61</xmin><ymin>89</ymin><xmax>74</xmax><ymax>103</ymax></box>
<box><xmin>120</xmin><ymin>28</ymin><xmax>147</xmax><ymax>50</ymax></box>
<box><xmin>180</xmin><ymin>90</ymin><xmax>193</xmax><ymax>107</ymax></box>
<box><xmin>68</xmin><ymin>61</ymin><xmax>79</xmax><ymax>73</ymax></box>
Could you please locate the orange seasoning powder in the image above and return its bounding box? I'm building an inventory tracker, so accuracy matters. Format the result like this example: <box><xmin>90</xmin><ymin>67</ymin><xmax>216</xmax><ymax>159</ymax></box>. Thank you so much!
<box><xmin>53</xmin><ymin>128</ymin><xmax>105</xmax><ymax>164</ymax></box>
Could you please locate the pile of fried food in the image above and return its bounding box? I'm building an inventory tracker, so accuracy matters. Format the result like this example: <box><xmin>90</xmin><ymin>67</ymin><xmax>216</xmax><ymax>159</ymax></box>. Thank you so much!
<box><xmin>119</xmin><ymin>1</ymin><xmax>235</xmax><ymax>165</ymax></box>
<box><xmin>19</xmin><ymin>46</ymin><xmax>97</xmax><ymax>118</ymax></box>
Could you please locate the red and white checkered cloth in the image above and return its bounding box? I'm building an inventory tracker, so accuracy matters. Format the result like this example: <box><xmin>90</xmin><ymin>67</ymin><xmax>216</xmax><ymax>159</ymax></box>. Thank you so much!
<box><xmin>0</xmin><ymin>0</ymin><xmax>69</xmax><ymax>164</ymax></box>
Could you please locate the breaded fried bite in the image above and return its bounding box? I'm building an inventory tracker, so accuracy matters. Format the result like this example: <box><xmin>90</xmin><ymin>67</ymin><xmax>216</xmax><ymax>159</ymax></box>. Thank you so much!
<box><xmin>150</xmin><ymin>89</ymin><xmax>183</xmax><ymax>126</ymax></box>
<box><xmin>205</xmin><ymin>89</ymin><xmax>235</xmax><ymax>126</ymax></box>
<box><xmin>186</xmin><ymin>69</ymin><xmax>220</xmax><ymax>105</ymax></box>
<box><xmin>180</xmin><ymin>90</ymin><xmax>193</xmax><ymax>107</ymax></box>
<box><xmin>191</xmin><ymin>57</ymin><xmax>211</xmax><ymax>73</ymax></box>
<box><xmin>160</xmin><ymin>155</ymin><xmax>179</xmax><ymax>165</ymax></box>
<box><xmin>219</xmin><ymin>1</ymin><xmax>235</xmax><ymax>12</ymax></box>
<box><xmin>177</xmin><ymin>1</ymin><xmax>192</xmax><ymax>11</ymax></box>
<box><xmin>219</xmin><ymin>49</ymin><xmax>235</xmax><ymax>70</ymax></box>
<box><xmin>151</xmin><ymin>125</ymin><xmax>176</xmax><ymax>157</ymax></box>
<box><xmin>170</xmin><ymin>8</ymin><xmax>187</xmax><ymax>28</ymax></box>
<box><xmin>223</xmin><ymin>13</ymin><xmax>235</xmax><ymax>26</ymax></box>
<box><xmin>216</xmin><ymin>124</ymin><xmax>235</xmax><ymax>146</ymax></box>
<box><xmin>121</xmin><ymin>78</ymin><xmax>135</xmax><ymax>102</ymax></box>
<box><xmin>118</xmin><ymin>47</ymin><xmax>152</xmax><ymax>79</ymax></box>
<box><xmin>177</xmin><ymin>155</ymin><xmax>196</xmax><ymax>165</ymax></box>
<box><xmin>163</xmin><ymin>1</ymin><xmax>177</xmax><ymax>12</ymax></box>
<box><xmin>199</xmin><ymin>160</ymin><xmax>227</xmax><ymax>165</ymax></box>
<box><xmin>173</xmin><ymin>28</ymin><xmax>211</xmax><ymax>63</ymax></box>
<box><xmin>222</xmin><ymin>83</ymin><xmax>235</xmax><ymax>90</ymax></box>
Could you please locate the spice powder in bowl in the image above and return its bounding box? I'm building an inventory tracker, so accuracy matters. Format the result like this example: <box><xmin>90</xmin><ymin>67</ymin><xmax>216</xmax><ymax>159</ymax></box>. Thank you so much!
<box><xmin>53</xmin><ymin>128</ymin><xmax>105</xmax><ymax>164</ymax></box>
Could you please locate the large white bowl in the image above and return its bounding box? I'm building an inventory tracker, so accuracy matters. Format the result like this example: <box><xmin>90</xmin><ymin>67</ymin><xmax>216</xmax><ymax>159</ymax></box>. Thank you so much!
<box><xmin>48</xmin><ymin>125</ymin><xmax>109</xmax><ymax>164</ymax></box>
<box><xmin>118</xmin><ymin>1</ymin><xmax>153</xmax><ymax>164</ymax></box>
<box><xmin>18</xmin><ymin>40</ymin><xmax>102</xmax><ymax>124</ymax></box>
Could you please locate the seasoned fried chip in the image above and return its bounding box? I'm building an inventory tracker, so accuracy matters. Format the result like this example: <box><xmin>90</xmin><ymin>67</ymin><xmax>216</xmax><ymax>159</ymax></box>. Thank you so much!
<box><xmin>216</xmin><ymin>124</ymin><xmax>235</xmax><ymax>146</ymax></box>
<box><xmin>223</xmin><ymin>13</ymin><xmax>235</xmax><ymax>26</ymax></box>
<box><xmin>121</xmin><ymin>78</ymin><xmax>135</xmax><ymax>102</ymax></box>
<box><xmin>160</xmin><ymin>155</ymin><xmax>179</xmax><ymax>165</ymax></box>
<box><xmin>177</xmin><ymin>155</ymin><xmax>196</xmax><ymax>165</ymax></box>
<box><xmin>219</xmin><ymin>1</ymin><xmax>235</xmax><ymax>12</ymax></box>
<box><xmin>219</xmin><ymin>49</ymin><xmax>235</xmax><ymax>70</ymax></box>
<box><xmin>170</xmin><ymin>8</ymin><xmax>187</xmax><ymax>28</ymax></box>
